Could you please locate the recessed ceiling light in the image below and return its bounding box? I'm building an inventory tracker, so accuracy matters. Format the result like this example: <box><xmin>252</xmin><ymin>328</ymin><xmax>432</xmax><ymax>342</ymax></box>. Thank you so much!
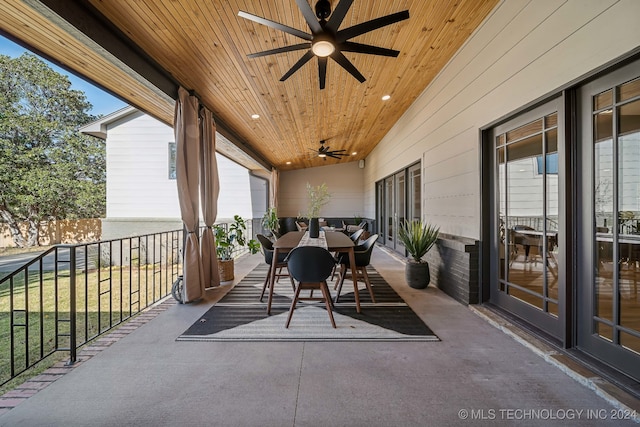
<box><xmin>251</xmin><ymin>114</ymin><xmax>260</xmax><ymax>119</ymax></box>
<box><xmin>351</xmin><ymin>152</ymin><xmax>357</xmax><ymax>155</ymax></box>
<box><xmin>381</xmin><ymin>95</ymin><xmax>391</xmax><ymax>101</ymax></box>
<box><xmin>286</xmin><ymin>161</ymin><xmax>291</xmax><ymax>165</ymax></box>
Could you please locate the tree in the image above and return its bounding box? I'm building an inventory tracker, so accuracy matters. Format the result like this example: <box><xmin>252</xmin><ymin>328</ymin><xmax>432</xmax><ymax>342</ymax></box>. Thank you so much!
<box><xmin>0</xmin><ymin>53</ymin><xmax>105</xmax><ymax>247</ymax></box>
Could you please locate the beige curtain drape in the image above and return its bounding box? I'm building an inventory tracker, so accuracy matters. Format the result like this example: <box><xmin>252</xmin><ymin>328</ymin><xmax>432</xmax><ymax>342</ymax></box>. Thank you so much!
<box><xmin>270</xmin><ymin>168</ymin><xmax>279</xmax><ymax>209</ymax></box>
<box><xmin>175</xmin><ymin>87</ymin><xmax>205</xmax><ymax>302</ymax></box>
<box><xmin>199</xmin><ymin>107</ymin><xmax>220</xmax><ymax>288</ymax></box>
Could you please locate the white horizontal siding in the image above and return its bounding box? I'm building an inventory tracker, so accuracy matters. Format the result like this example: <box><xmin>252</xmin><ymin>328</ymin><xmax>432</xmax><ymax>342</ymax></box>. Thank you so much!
<box><xmin>280</xmin><ymin>161</ymin><xmax>365</xmax><ymax>219</ymax></box>
<box><xmin>105</xmin><ymin>111</ymin><xmax>252</xmax><ymax>221</ymax></box>
<box><xmin>366</xmin><ymin>0</ymin><xmax>640</xmax><ymax>239</ymax></box>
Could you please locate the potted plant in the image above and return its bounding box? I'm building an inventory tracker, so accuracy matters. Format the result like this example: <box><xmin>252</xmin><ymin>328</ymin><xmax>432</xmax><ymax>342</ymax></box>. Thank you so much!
<box><xmin>397</xmin><ymin>219</ymin><xmax>440</xmax><ymax>289</ymax></box>
<box><xmin>214</xmin><ymin>215</ymin><xmax>259</xmax><ymax>281</ymax></box>
<box><xmin>261</xmin><ymin>206</ymin><xmax>280</xmax><ymax>238</ymax></box>
<box><xmin>305</xmin><ymin>182</ymin><xmax>331</xmax><ymax>238</ymax></box>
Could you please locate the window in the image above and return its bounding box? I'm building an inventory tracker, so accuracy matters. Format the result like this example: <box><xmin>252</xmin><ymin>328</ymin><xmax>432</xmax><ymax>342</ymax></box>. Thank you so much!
<box><xmin>168</xmin><ymin>142</ymin><xmax>176</xmax><ymax>179</ymax></box>
<box><xmin>536</xmin><ymin>152</ymin><xmax>558</xmax><ymax>174</ymax></box>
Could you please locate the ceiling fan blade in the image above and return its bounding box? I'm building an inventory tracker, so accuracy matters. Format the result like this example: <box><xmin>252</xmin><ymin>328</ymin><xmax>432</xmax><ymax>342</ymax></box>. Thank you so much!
<box><xmin>330</xmin><ymin>51</ymin><xmax>366</xmax><ymax>83</ymax></box>
<box><xmin>238</xmin><ymin>10</ymin><xmax>312</xmax><ymax>41</ymax></box>
<box><xmin>340</xmin><ymin>41</ymin><xmax>400</xmax><ymax>57</ymax></box>
<box><xmin>247</xmin><ymin>43</ymin><xmax>311</xmax><ymax>58</ymax></box>
<box><xmin>280</xmin><ymin>50</ymin><xmax>315</xmax><ymax>81</ymax></box>
<box><xmin>327</xmin><ymin>153</ymin><xmax>343</xmax><ymax>159</ymax></box>
<box><xmin>336</xmin><ymin>10</ymin><xmax>410</xmax><ymax>42</ymax></box>
<box><xmin>295</xmin><ymin>0</ymin><xmax>322</xmax><ymax>34</ymax></box>
<box><xmin>325</xmin><ymin>0</ymin><xmax>354</xmax><ymax>33</ymax></box>
<box><xmin>318</xmin><ymin>57</ymin><xmax>327</xmax><ymax>90</ymax></box>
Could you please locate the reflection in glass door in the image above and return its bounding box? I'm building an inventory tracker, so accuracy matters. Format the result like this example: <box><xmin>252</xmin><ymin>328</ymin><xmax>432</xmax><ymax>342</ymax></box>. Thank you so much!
<box><xmin>376</xmin><ymin>181</ymin><xmax>384</xmax><ymax>244</ymax></box>
<box><xmin>385</xmin><ymin>176</ymin><xmax>394</xmax><ymax>249</ymax></box>
<box><xmin>395</xmin><ymin>171</ymin><xmax>406</xmax><ymax>253</ymax></box>
<box><xmin>384</xmin><ymin>172</ymin><xmax>406</xmax><ymax>251</ymax></box>
<box><xmin>492</xmin><ymin>99</ymin><xmax>563</xmax><ymax>338</ymax></box>
<box><xmin>579</xmin><ymin>64</ymin><xmax>640</xmax><ymax>380</ymax></box>
<box><xmin>408</xmin><ymin>164</ymin><xmax>421</xmax><ymax>221</ymax></box>
<box><xmin>377</xmin><ymin>163</ymin><xmax>420</xmax><ymax>254</ymax></box>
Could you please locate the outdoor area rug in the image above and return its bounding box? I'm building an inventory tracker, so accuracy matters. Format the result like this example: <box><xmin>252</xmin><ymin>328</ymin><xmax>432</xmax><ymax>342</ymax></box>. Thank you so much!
<box><xmin>177</xmin><ymin>264</ymin><xmax>439</xmax><ymax>342</ymax></box>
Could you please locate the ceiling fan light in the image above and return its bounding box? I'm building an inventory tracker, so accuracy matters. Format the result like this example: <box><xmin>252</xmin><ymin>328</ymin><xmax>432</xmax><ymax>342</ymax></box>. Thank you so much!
<box><xmin>318</xmin><ymin>153</ymin><xmax>327</xmax><ymax>158</ymax></box>
<box><xmin>312</xmin><ymin>40</ymin><xmax>335</xmax><ymax>57</ymax></box>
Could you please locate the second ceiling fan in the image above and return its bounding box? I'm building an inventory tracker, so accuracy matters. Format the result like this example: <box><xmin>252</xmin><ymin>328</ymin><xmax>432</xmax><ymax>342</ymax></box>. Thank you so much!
<box><xmin>311</xmin><ymin>140</ymin><xmax>347</xmax><ymax>159</ymax></box>
<box><xmin>238</xmin><ymin>0</ymin><xmax>410</xmax><ymax>89</ymax></box>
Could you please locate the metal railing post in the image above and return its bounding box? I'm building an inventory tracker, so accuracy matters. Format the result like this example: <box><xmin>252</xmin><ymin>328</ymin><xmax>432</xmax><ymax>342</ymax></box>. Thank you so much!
<box><xmin>68</xmin><ymin>246</ymin><xmax>77</xmax><ymax>365</ymax></box>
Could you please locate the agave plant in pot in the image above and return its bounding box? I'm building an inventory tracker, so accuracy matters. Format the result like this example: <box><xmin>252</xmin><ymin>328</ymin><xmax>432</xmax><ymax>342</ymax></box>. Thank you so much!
<box><xmin>397</xmin><ymin>219</ymin><xmax>440</xmax><ymax>289</ymax></box>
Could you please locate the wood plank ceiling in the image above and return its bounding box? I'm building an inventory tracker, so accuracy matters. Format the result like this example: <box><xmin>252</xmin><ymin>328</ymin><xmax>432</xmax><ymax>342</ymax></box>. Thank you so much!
<box><xmin>1</xmin><ymin>0</ymin><xmax>498</xmax><ymax>171</ymax></box>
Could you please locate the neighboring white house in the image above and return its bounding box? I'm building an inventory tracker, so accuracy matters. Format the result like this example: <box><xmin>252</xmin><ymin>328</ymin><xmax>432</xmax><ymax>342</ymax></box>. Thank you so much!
<box><xmin>80</xmin><ymin>106</ymin><xmax>267</xmax><ymax>239</ymax></box>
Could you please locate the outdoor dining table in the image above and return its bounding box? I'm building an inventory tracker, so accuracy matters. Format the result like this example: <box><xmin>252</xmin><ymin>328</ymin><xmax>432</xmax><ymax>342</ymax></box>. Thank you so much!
<box><xmin>267</xmin><ymin>231</ymin><xmax>360</xmax><ymax>315</ymax></box>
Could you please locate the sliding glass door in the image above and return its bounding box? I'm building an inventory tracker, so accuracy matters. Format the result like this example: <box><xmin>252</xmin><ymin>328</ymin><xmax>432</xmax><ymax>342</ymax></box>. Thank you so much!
<box><xmin>377</xmin><ymin>162</ymin><xmax>420</xmax><ymax>254</ymax></box>
<box><xmin>577</xmin><ymin>60</ymin><xmax>640</xmax><ymax>380</ymax></box>
<box><xmin>490</xmin><ymin>98</ymin><xmax>564</xmax><ymax>339</ymax></box>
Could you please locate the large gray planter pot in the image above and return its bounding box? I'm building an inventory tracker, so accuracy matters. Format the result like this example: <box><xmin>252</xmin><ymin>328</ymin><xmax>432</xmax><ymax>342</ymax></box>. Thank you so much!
<box><xmin>405</xmin><ymin>261</ymin><xmax>431</xmax><ymax>289</ymax></box>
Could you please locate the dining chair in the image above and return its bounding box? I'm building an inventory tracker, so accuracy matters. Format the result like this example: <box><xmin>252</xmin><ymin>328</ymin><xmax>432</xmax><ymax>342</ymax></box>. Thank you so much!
<box><xmin>349</xmin><ymin>228</ymin><xmax>365</xmax><ymax>243</ymax></box>
<box><xmin>330</xmin><ymin>228</ymin><xmax>365</xmax><ymax>280</ymax></box>
<box><xmin>256</xmin><ymin>234</ymin><xmax>294</xmax><ymax>302</ymax></box>
<box><xmin>284</xmin><ymin>246</ymin><xmax>338</xmax><ymax>328</ymax></box>
<box><xmin>334</xmin><ymin>234</ymin><xmax>379</xmax><ymax>304</ymax></box>
<box><xmin>510</xmin><ymin>225</ymin><xmax>541</xmax><ymax>266</ymax></box>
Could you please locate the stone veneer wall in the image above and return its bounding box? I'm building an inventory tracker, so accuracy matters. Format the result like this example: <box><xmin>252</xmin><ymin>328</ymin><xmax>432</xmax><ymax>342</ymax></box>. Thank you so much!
<box><xmin>425</xmin><ymin>233</ymin><xmax>480</xmax><ymax>305</ymax></box>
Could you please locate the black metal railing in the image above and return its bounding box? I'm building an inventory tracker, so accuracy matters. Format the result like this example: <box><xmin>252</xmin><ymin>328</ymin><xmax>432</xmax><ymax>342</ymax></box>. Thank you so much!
<box><xmin>0</xmin><ymin>229</ymin><xmax>184</xmax><ymax>386</ymax></box>
<box><xmin>0</xmin><ymin>218</ymin><xmax>256</xmax><ymax>387</ymax></box>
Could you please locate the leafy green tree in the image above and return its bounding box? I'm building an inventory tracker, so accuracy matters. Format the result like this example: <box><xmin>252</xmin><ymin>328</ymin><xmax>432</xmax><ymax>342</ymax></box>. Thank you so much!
<box><xmin>0</xmin><ymin>53</ymin><xmax>105</xmax><ymax>247</ymax></box>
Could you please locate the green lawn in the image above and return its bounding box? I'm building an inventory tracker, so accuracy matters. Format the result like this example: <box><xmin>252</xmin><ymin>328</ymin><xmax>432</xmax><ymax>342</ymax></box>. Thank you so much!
<box><xmin>0</xmin><ymin>263</ymin><xmax>180</xmax><ymax>387</ymax></box>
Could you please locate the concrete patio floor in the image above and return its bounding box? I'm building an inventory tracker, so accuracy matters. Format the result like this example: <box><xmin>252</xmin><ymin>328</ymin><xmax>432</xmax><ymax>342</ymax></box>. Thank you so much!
<box><xmin>0</xmin><ymin>246</ymin><xmax>638</xmax><ymax>426</ymax></box>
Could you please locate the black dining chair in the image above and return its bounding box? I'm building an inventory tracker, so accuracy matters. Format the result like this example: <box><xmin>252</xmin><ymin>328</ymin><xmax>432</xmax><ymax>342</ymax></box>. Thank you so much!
<box><xmin>334</xmin><ymin>234</ymin><xmax>379</xmax><ymax>304</ymax></box>
<box><xmin>349</xmin><ymin>228</ymin><xmax>365</xmax><ymax>243</ymax></box>
<box><xmin>256</xmin><ymin>234</ymin><xmax>294</xmax><ymax>302</ymax></box>
<box><xmin>284</xmin><ymin>246</ymin><xmax>338</xmax><ymax>328</ymax></box>
<box><xmin>330</xmin><ymin>228</ymin><xmax>366</xmax><ymax>280</ymax></box>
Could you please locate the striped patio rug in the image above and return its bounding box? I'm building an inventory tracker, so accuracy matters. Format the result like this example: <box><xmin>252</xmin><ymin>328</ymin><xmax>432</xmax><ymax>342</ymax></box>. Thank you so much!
<box><xmin>177</xmin><ymin>264</ymin><xmax>439</xmax><ymax>342</ymax></box>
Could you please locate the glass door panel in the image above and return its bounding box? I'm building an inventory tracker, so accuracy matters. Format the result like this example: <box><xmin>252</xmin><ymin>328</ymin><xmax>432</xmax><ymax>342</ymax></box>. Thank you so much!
<box><xmin>579</xmin><ymin>62</ymin><xmax>640</xmax><ymax>382</ymax></box>
<box><xmin>616</xmin><ymin>96</ymin><xmax>640</xmax><ymax>354</ymax></box>
<box><xmin>491</xmin><ymin>99</ymin><xmax>563</xmax><ymax>338</ymax></box>
<box><xmin>408</xmin><ymin>164</ymin><xmax>421</xmax><ymax>221</ymax></box>
<box><xmin>377</xmin><ymin>163</ymin><xmax>420</xmax><ymax>254</ymax></box>
<box><xmin>385</xmin><ymin>177</ymin><xmax>394</xmax><ymax>249</ymax></box>
<box><xmin>395</xmin><ymin>171</ymin><xmax>406</xmax><ymax>253</ymax></box>
<box><xmin>376</xmin><ymin>181</ymin><xmax>384</xmax><ymax>244</ymax></box>
<box><xmin>592</xmin><ymin>87</ymin><xmax>640</xmax><ymax>349</ymax></box>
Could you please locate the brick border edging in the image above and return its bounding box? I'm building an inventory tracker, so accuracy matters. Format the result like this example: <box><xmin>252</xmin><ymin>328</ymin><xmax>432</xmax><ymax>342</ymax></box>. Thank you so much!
<box><xmin>0</xmin><ymin>297</ymin><xmax>177</xmax><ymax>416</ymax></box>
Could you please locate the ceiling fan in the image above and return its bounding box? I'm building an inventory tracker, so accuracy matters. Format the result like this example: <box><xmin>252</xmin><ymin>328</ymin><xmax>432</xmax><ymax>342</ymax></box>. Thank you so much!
<box><xmin>311</xmin><ymin>140</ymin><xmax>348</xmax><ymax>159</ymax></box>
<box><xmin>238</xmin><ymin>0</ymin><xmax>410</xmax><ymax>89</ymax></box>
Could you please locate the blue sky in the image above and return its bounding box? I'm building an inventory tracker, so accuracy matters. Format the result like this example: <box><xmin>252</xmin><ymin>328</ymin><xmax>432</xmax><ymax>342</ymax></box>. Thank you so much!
<box><xmin>0</xmin><ymin>36</ymin><xmax>127</xmax><ymax>117</ymax></box>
